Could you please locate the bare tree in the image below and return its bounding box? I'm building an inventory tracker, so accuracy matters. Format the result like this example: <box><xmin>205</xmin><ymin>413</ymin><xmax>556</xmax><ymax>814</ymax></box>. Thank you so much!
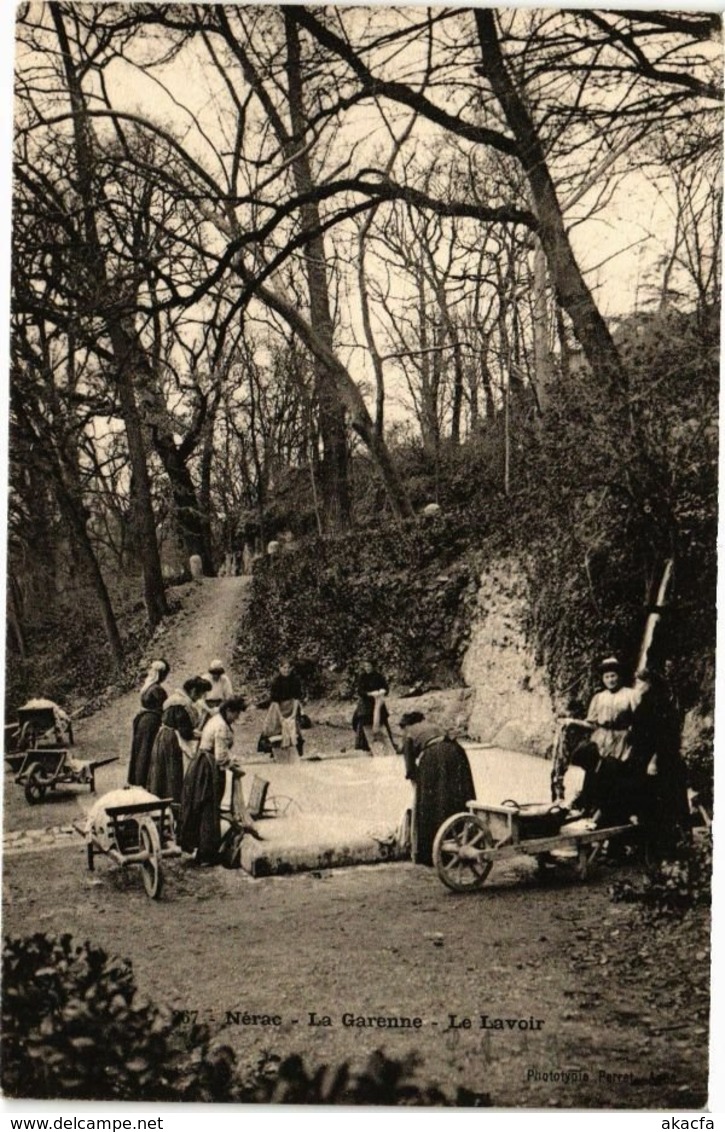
<box><xmin>15</xmin><ymin>4</ymin><xmax>169</xmax><ymax>624</ymax></box>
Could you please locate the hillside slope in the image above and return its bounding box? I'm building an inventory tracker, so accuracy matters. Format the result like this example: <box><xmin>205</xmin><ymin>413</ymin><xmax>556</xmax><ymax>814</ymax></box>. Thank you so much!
<box><xmin>74</xmin><ymin>577</ymin><xmax>253</xmax><ymax>768</ymax></box>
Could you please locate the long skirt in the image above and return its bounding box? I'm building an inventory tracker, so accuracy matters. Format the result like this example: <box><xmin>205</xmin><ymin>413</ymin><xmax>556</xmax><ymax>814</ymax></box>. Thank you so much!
<box><xmin>127</xmin><ymin>710</ymin><xmax>162</xmax><ymax>788</ymax></box>
<box><xmin>179</xmin><ymin>752</ymin><xmax>224</xmax><ymax>864</ymax></box>
<box><xmin>641</xmin><ymin>758</ymin><xmax>691</xmax><ymax>859</ymax></box>
<box><xmin>571</xmin><ymin>743</ymin><xmax>647</xmax><ymax>826</ymax></box>
<box><xmin>147</xmin><ymin>725</ymin><xmax>185</xmax><ymax>807</ymax></box>
<box><xmin>353</xmin><ymin>698</ymin><xmax>393</xmax><ymax>752</ymax></box>
<box><xmin>261</xmin><ymin>700</ymin><xmax>301</xmax><ymax>755</ymax></box>
<box><xmin>412</xmin><ymin>739</ymin><xmax>476</xmax><ymax>866</ymax></box>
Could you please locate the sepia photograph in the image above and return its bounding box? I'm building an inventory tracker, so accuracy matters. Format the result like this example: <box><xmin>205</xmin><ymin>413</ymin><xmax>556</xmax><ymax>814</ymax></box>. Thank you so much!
<box><xmin>1</xmin><ymin>2</ymin><xmax>720</xmax><ymax>1113</ymax></box>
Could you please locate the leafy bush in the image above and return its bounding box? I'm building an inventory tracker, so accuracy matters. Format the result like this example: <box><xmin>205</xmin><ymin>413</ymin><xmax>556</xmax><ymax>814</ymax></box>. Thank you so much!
<box><xmin>4</xmin><ymin>586</ymin><xmax>156</xmax><ymax>722</ymax></box>
<box><xmin>683</xmin><ymin>726</ymin><xmax>715</xmax><ymax>815</ymax></box>
<box><xmin>242</xmin><ymin>512</ymin><xmax>483</xmax><ymax>696</ymax></box>
<box><xmin>610</xmin><ymin>831</ymin><xmax>713</xmax><ymax>915</ymax></box>
<box><xmin>243</xmin><ymin>1050</ymin><xmax>490</xmax><ymax>1106</ymax></box>
<box><xmin>0</xmin><ymin>933</ymin><xmax>232</xmax><ymax>1101</ymax></box>
<box><xmin>1</xmin><ymin>933</ymin><xmax>490</xmax><ymax>1106</ymax></box>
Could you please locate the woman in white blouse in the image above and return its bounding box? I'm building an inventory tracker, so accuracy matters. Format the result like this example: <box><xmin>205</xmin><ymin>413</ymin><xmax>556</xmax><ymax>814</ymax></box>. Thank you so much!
<box><xmin>205</xmin><ymin>659</ymin><xmax>234</xmax><ymax>712</ymax></box>
<box><xmin>586</xmin><ymin>656</ymin><xmax>643</xmax><ymax>763</ymax></box>
<box><xmin>179</xmin><ymin>696</ymin><xmax>256</xmax><ymax>864</ymax></box>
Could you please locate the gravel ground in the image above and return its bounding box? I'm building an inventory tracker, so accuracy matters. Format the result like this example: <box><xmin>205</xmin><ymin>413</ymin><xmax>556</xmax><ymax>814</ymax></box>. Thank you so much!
<box><xmin>1</xmin><ymin>847</ymin><xmax>710</xmax><ymax>1109</ymax></box>
<box><xmin>2</xmin><ymin>575</ymin><xmax>712</xmax><ymax>1109</ymax></box>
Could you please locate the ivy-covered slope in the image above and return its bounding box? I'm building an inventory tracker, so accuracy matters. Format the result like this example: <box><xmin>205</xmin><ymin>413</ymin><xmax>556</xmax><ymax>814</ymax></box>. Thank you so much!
<box><xmin>241</xmin><ymin>513</ymin><xmax>484</xmax><ymax>699</ymax></box>
<box><xmin>241</xmin><ymin>484</ymin><xmax>715</xmax><ymax>722</ymax></box>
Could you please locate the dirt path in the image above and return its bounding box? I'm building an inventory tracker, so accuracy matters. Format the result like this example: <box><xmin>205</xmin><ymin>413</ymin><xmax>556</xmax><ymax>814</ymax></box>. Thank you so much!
<box><xmin>3</xmin><ymin>578</ymin><xmax>253</xmax><ymax>835</ymax></box>
<box><xmin>1</xmin><ymin>849</ymin><xmax>710</xmax><ymax>1109</ymax></box>
<box><xmin>83</xmin><ymin>575</ymin><xmax>253</xmax><ymax>757</ymax></box>
<box><xmin>154</xmin><ymin>576</ymin><xmax>253</xmax><ymax>682</ymax></box>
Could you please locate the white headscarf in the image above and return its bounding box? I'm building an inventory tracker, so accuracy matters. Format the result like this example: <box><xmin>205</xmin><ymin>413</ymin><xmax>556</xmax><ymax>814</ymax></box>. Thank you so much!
<box><xmin>140</xmin><ymin>660</ymin><xmax>167</xmax><ymax>697</ymax></box>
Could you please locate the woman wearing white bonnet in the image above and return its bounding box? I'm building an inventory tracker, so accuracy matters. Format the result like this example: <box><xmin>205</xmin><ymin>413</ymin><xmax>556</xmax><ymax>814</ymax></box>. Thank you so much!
<box><xmin>139</xmin><ymin>658</ymin><xmax>170</xmax><ymax>702</ymax></box>
<box><xmin>206</xmin><ymin>659</ymin><xmax>234</xmax><ymax>712</ymax></box>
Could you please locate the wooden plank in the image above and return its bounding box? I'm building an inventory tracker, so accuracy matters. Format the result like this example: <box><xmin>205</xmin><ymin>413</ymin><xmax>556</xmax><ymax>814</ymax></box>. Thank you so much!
<box><xmin>89</xmin><ymin>755</ymin><xmax>120</xmax><ymax>770</ymax></box>
<box><xmin>104</xmin><ymin>799</ymin><xmax>173</xmax><ymax>818</ymax></box>
<box><xmin>469</xmin><ymin>801</ymin><xmax>527</xmax><ymax>817</ymax></box>
<box><xmin>475</xmin><ymin>823</ymin><xmax>634</xmax><ymax>862</ymax></box>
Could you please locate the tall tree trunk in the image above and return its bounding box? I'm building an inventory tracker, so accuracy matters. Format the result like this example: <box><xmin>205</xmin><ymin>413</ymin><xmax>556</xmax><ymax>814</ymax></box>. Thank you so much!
<box><xmin>13</xmin><ymin>397</ymin><xmax>125</xmax><ymax>670</ymax></box>
<box><xmin>111</xmin><ymin>350</ymin><xmax>168</xmax><ymax>625</ymax></box>
<box><xmin>7</xmin><ymin>576</ymin><xmax>27</xmax><ymax>660</ymax></box>
<box><xmin>416</xmin><ymin>270</ymin><xmax>440</xmax><ymax>454</ymax></box>
<box><xmin>135</xmin><ymin>364</ymin><xmax>216</xmax><ymax>574</ymax></box>
<box><xmin>481</xmin><ymin>358</ymin><xmax>496</xmax><ymax>421</ymax></box>
<box><xmin>53</xmin><ymin>472</ymin><xmax>125</xmax><ymax>671</ymax></box>
<box><xmin>421</xmin><ymin>236</ymin><xmax>464</xmax><ymax>445</ymax></box>
<box><xmin>358</xmin><ymin>237</ymin><xmax>387</xmax><ymax>442</ymax></box>
<box><xmin>198</xmin><ymin>412</ymin><xmax>216</xmax><ymax>574</ymax></box>
<box><xmin>468</xmin><ymin>362</ymin><xmax>479</xmax><ymax>431</ymax></box>
<box><xmin>475</xmin><ymin>11</ymin><xmax>629</xmax><ymax>397</ymax></box>
<box><xmin>152</xmin><ymin>430</ymin><xmax>215</xmax><ymax>575</ymax></box>
<box><xmin>51</xmin><ymin>3</ymin><xmax>167</xmax><ymax>627</ymax></box>
<box><xmin>450</xmin><ymin>340</ymin><xmax>465</xmax><ymax>445</ymax></box>
<box><xmin>285</xmin><ymin>11</ymin><xmax>350</xmax><ymax>532</ymax></box>
<box><xmin>531</xmin><ymin>239</ymin><xmax>554</xmax><ymax>413</ymax></box>
<box><xmin>556</xmin><ymin>306</ymin><xmax>572</xmax><ymax>381</ymax></box>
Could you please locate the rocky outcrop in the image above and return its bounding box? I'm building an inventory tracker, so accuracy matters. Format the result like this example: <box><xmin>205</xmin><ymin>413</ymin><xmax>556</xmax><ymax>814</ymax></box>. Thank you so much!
<box><xmin>462</xmin><ymin>560</ymin><xmax>556</xmax><ymax>755</ymax></box>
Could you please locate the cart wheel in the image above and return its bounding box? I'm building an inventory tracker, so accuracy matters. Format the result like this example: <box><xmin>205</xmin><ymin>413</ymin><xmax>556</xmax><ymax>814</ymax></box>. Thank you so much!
<box><xmin>433</xmin><ymin>813</ymin><xmax>494</xmax><ymax>892</ymax></box>
<box><xmin>24</xmin><ymin>763</ymin><xmax>49</xmax><ymax>805</ymax></box>
<box><xmin>138</xmin><ymin>818</ymin><xmax>163</xmax><ymax>899</ymax></box>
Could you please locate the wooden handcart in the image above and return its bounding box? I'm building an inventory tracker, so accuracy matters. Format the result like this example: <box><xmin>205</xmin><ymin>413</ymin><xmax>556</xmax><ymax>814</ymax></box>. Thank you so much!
<box><xmin>14</xmin><ymin>747</ymin><xmax>118</xmax><ymax>805</ymax></box>
<box><xmin>84</xmin><ymin>797</ymin><xmax>180</xmax><ymax>900</ymax></box>
<box><xmin>10</xmin><ymin>704</ymin><xmax>74</xmax><ymax>751</ymax></box>
<box><xmin>5</xmin><ymin>705</ymin><xmax>76</xmax><ymax>775</ymax></box>
<box><xmin>432</xmin><ymin>800</ymin><xmax>634</xmax><ymax>892</ymax></box>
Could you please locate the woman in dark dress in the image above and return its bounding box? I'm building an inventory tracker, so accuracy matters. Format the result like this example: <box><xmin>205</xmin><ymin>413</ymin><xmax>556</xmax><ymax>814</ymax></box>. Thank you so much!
<box><xmin>138</xmin><ymin>658</ymin><xmax>170</xmax><ymax>702</ymax></box>
<box><xmin>400</xmin><ymin>711</ymin><xmax>476</xmax><ymax>866</ymax></box>
<box><xmin>353</xmin><ymin>660</ymin><xmax>395</xmax><ymax>752</ymax></box>
<box><xmin>259</xmin><ymin>659</ymin><xmax>305</xmax><ymax>758</ymax></box>
<box><xmin>180</xmin><ymin>696</ymin><xmax>253</xmax><ymax>864</ymax></box>
<box><xmin>630</xmin><ymin>669</ymin><xmax>691</xmax><ymax>859</ymax></box>
<box><xmin>147</xmin><ymin>677</ymin><xmax>210</xmax><ymax>808</ymax></box>
<box><xmin>127</xmin><ymin>684</ymin><xmax>167</xmax><ymax>788</ymax></box>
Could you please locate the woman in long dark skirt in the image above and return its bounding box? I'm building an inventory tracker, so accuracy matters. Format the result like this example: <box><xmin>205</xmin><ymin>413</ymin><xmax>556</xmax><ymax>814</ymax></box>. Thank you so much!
<box><xmin>138</xmin><ymin>658</ymin><xmax>170</xmax><ymax>704</ymax></box>
<box><xmin>180</xmin><ymin>696</ymin><xmax>255</xmax><ymax>864</ymax></box>
<box><xmin>400</xmin><ymin>711</ymin><xmax>476</xmax><ymax>866</ymax></box>
<box><xmin>352</xmin><ymin>660</ymin><xmax>395</xmax><ymax>752</ymax></box>
<box><xmin>147</xmin><ymin>677</ymin><xmax>210</xmax><ymax>808</ymax></box>
<box><xmin>127</xmin><ymin>684</ymin><xmax>167</xmax><ymax>788</ymax></box>
<box><xmin>630</xmin><ymin>669</ymin><xmax>691</xmax><ymax>859</ymax></box>
<box><xmin>178</xmin><ymin>745</ymin><xmax>225</xmax><ymax>864</ymax></box>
